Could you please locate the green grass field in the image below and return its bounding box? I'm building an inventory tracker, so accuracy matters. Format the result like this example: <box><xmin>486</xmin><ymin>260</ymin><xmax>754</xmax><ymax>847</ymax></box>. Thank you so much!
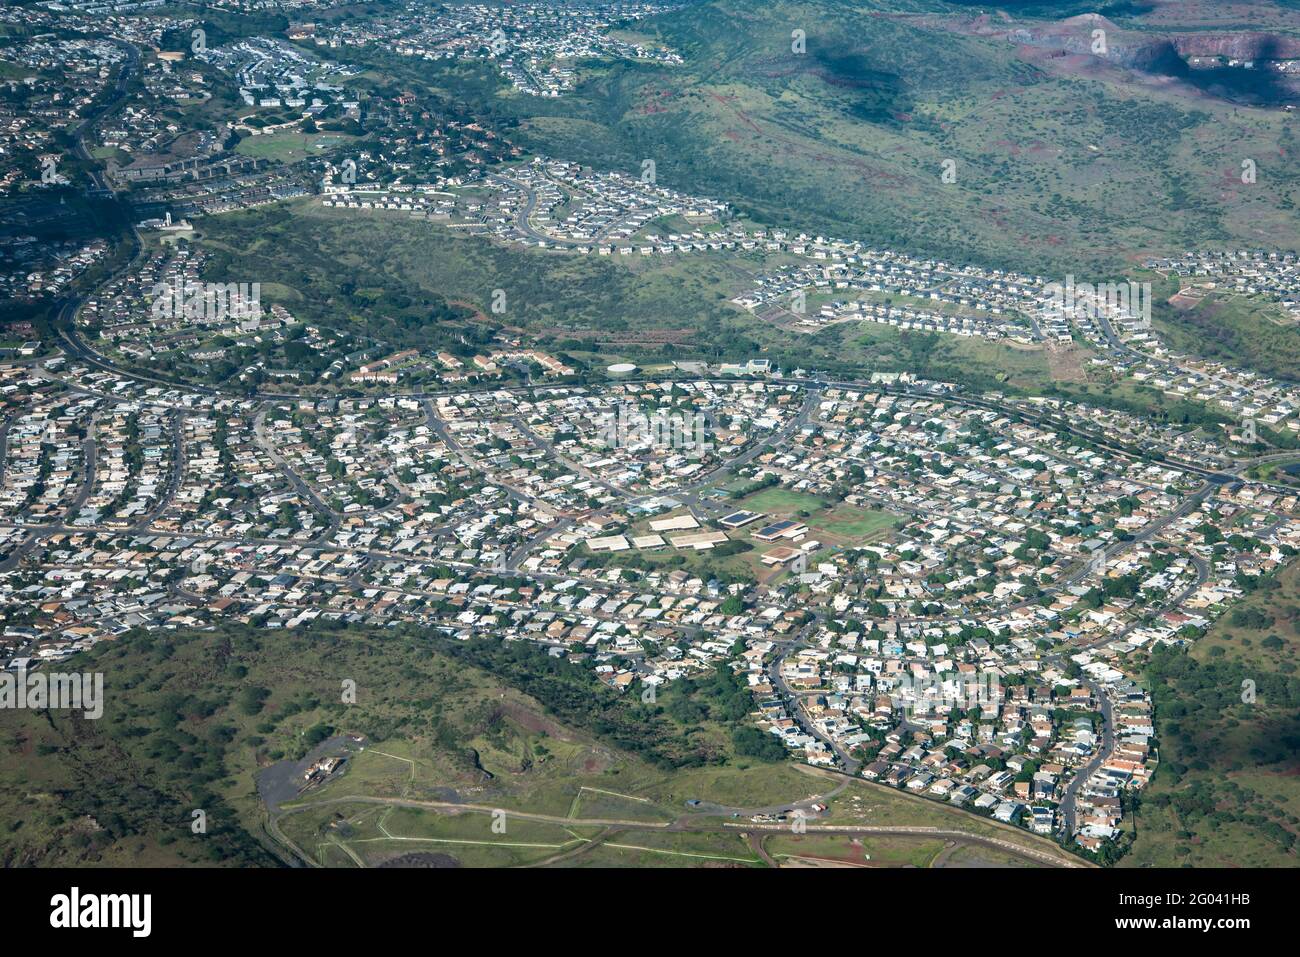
<box><xmin>764</xmin><ymin>832</ymin><xmax>946</xmax><ymax>867</ymax></box>
<box><xmin>809</xmin><ymin>505</ymin><xmax>899</xmax><ymax>542</ymax></box>
<box><xmin>1191</xmin><ymin>560</ymin><xmax>1300</xmax><ymax>671</ymax></box>
<box><xmin>275</xmin><ymin>757</ymin><xmax>1076</xmax><ymax>867</ymax></box>
<box><xmin>736</xmin><ymin>487</ymin><xmax>827</xmax><ymax>515</ymax></box>
<box><xmin>235</xmin><ymin>131</ymin><xmax>354</xmax><ymax>163</ymax></box>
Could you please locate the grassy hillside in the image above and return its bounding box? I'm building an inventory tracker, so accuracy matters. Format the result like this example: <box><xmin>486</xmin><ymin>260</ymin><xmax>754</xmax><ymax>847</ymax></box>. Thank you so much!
<box><xmin>0</xmin><ymin>623</ymin><xmax>764</xmax><ymax>866</ymax></box>
<box><xmin>266</xmin><ymin>0</ymin><xmax>1300</xmax><ymax>388</ymax></box>
<box><xmin>191</xmin><ymin>200</ymin><xmax>1297</xmax><ymax>421</ymax></box>
<box><xmin>0</xmin><ymin>621</ymin><xmax>1081</xmax><ymax>867</ymax></box>
<box><xmin>190</xmin><ymin>200</ymin><xmax>1073</xmax><ymax>391</ymax></box>
<box><xmin>1123</xmin><ymin>562</ymin><xmax>1300</xmax><ymax>867</ymax></box>
<box><xmin>320</xmin><ymin>0</ymin><xmax>1300</xmax><ymax>276</ymax></box>
<box><xmin>1155</xmin><ymin>287</ymin><xmax>1300</xmax><ymax>386</ymax></box>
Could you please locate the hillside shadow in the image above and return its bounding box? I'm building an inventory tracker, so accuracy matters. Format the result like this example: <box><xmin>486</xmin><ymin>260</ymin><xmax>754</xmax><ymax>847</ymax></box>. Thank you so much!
<box><xmin>1137</xmin><ymin>36</ymin><xmax>1297</xmax><ymax>107</ymax></box>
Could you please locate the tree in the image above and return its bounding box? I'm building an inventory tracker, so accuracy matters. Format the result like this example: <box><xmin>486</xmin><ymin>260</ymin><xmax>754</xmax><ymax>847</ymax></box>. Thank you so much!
<box><xmin>719</xmin><ymin>594</ymin><xmax>745</xmax><ymax>616</ymax></box>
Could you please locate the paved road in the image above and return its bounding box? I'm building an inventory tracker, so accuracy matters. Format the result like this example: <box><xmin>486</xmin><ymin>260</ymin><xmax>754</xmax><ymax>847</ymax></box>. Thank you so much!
<box><xmin>1053</xmin><ymin>534</ymin><xmax>1210</xmax><ymax>836</ymax></box>
<box><xmin>64</xmin><ymin>330</ymin><xmax>1299</xmax><ymax>499</ymax></box>
<box><xmin>71</xmin><ymin>40</ymin><xmax>139</xmax><ymax>195</ymax></box>
<box><xmin>131</xmin><ymin>409</ymin><xmax>184</xmax><ymax>532</ymax></box>
<box><xmin>0</xmin><ymin>417</ymin><xmax>11</xmax><ymax>484</ymax></box>
<box><xmin>251</xmin><ymin>405</ymin><xmax>339</xmax><ymax>537</ymax></box>
<box><xmin>765</xmin><ymin>610</ymin><xmax>867</xmax><ymax>774</ymax></box>
<box><xmin>1058</xmin><ymin>676</ymin><xmax>1115</xmax><ymax>835</ymax></box>
<box><xmin>0</xmin><ymin>425</ymin><xmax>96</xmax><ymax>573</ymax></box>
<box><xmin>40</xmin><ymin>313</ymin><xmax>1300</xmax><ymax>498</ymax></box>
<box><xmin>23</xmin><ymin>33</ymin><xmax>1284</xmax><ymax>863</ymax></box>
<box><xmin>505</xmin><ymin>516</ymin><xmax>573</xmax><ymax>573</ymax></box>
<box><xmin>27</xmin><ymin>339</ymin><xmax>1264</xmax><ymax>782</ymax></box>
<box><xmin>489</xmin><ymin>172</ymin><xmax>651</xmax><ymax>249</ymax></box>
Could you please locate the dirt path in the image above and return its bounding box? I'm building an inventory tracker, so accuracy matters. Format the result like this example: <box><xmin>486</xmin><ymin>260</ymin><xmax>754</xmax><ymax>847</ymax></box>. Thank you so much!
<box><xmin>273</xmin><ymin>793</ymin><xmax>1084</xmax><ymax>868</ymax></box>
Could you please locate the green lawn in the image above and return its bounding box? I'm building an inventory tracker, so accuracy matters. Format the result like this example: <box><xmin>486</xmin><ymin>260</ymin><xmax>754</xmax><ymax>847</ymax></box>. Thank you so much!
<box><xmin>235</xmin><ymin>131</ymin><xmax>352</xmax><ymax>163</ymax></box>
<box><xmin>809</xmin><ymin>505</ymin><xmax>899</xmax><ymax>542</ymax></box>
<box><xmin>765</xmin><ymin>832</ymin><xmax>945</xmax><ymax>867</ymax></box>
<box><xmin>737</xmin><ymin>487</ymin><xmax>827</xmax><ymax>516</ymax></box>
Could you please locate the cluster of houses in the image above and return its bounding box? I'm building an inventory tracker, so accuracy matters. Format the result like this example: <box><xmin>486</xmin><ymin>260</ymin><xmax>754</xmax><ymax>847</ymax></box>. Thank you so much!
<box><xmin>69</xmin><ymin>404</ymin><xmax>173</xmax><ymax>530</ymax></box>
<box><xmin>192</xmin><ymin>36</ymin><xmax>358</xmax><ymax>112</ymax></box>
<box><xmin>325</xmin><ymin>153</ymin><xmax>1300</xmax><ymax>451</ymax></box>
<box><xmin>450</xmin><ymin>380</ymin><xmax>800</xmax><ymax>499</ymax></box>
<box><xmin>1147</xmin><ymin>250</ymin><xmax>1300</xmax><ymax>323</ymax></box>
<box><xmin>1001</xmin><ymin>393</ymin><xmax>1234</xmax><ymax>467</ymax></box>
<box><xmin>76</xmin><ymin>243</ymin><xmax>581</xmax><ymax>394</ymax></box>
<box><xmin>99</xmin><ymin>54</ymin><xmax>220</xmax><ymax>184</ymax></box>
<box><xmin>735</xmin><ymin>257</ymin><xmax>1044</xmax><ymax>341</ymax></box>
<box><xmin>12</xmin><ymin>1</ymin><xmax>1300</xmax><ymax>864</ymax></box>
<box><xmin>1125</xmin><ymin>338</ymin><xmax>1300</xmax><ymax>437</ymax></box>
<box><xmin>0</xmin><ymin>373</ymin><xmax>88</xmax><ymax>524</ymax></box>
<box><xmin>307</xmin><ymin>1</ymin><xmax>682</xmax><ymax>98</ymax></box>
<box><xmin>0</xmin><ymin>32</ymin><xmax>126</xmax><ymax>180</ymax></box>
<box><xmin>0</xmin><ymin>238</ymin><xmax>108</xmax><ymax>301</ymax></box>
<box><xmin>4</xmin><ymin>352</ymin><xmax>1299</xmax><ymax>857</ymax></box>
<box><xmin>324</xmin><ymin>156</ymin><xmax>737</xmax><ymax>253</ymax></box>
<box><xmin>1041</xmin><ymin>265</ymin><xmax>1300</xmax><ymax>436</ymax></box>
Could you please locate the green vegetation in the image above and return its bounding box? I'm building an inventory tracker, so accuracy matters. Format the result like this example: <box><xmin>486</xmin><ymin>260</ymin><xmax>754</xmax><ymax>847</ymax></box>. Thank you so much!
<box><xmin>1124</xmin><ymin>567</ymin><xmax>1300</xmax><ymax>868</ymax></box>
<box><xmin>234</xmin><ymin>131</ymin><xmax>354</xmax><ymax>163</ymax></box>
<box><xmin>737</xmin><ymin>487</ymin><xmax>827</xmax><ymax>516</ymax></box>
<box><xmin>187</xmin><ymin>199</ymin><xmax>1197</xmax><ymax>398</ymax></box>
<box><xmin>1156</xmin><ymin>288</ymin><xmax>1300</xmax><ymax>386</ymax></box>
<box><xmin>276</xmin><ymin>0</ymin><xmax>1300</xmax><ymax>391</ymax></box>
<box><xmin>764</xmin><ymin>832</ymin><xmax>947</xmax><ymax>867</ymax></box>
<box><xmin>0</xmin><ymin>620</ymin><xmax>782</xmax><ymax>866</ymax></box>
<box><xmin>427</xmin><ymin>638</ymin><xmax>757</xmax><ymax>768</ymax></box>
<box><xmin>309</xmin><ymin>0</ymin><xmax>1300</xmax><ymax>278</ymax></box>
<box><xmin>0</xmin><ymin>619</ymin><xmax>1084</xmax><ymax>867</ymax></box>
<box><xmin>808</xmin><ymin>505</ymin><xmax>899</xmax><ymax>541</ymax></box>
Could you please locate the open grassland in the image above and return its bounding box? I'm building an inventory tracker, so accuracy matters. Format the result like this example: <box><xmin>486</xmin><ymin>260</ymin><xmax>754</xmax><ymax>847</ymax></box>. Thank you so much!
<box><xmin>276</xmin><ymin>758</ymin><xmax>1078</xmax><ymax>868</ymax></box>
<box><xmin>807</xmin><ymin>505</ymin><xmax>900</xmax><ymax>542</ymax></box>
<box><xmin>552</xmin><ymin>834</ymin><xmax>761</xmax><ymax>868</ymax></box>
<box><xmin>1192</xmin><ymin>559</ymin><xmax>1300</xmax><ymax>671</ymax></box>
<box><xmin>1155</xmin><ymin>287</ymin><xmax>1300</xmax><ymax>386</ymax></box>
<box><xmin>736</xmin><ymin>487</ymin><xmax>827</xmax><ymax>515</ymax></box>
<box><xmin>0</xmin><ymin>623</ymin><xmax>762</xmax><ymax>866</ymax></box>
<box><xmin>235</xmin><ymin>131</ymin><xmax>355</xmax><ymax>163</ymax></box>
<box><xmin>194</xmin><ymin>193</ymin><xmax>1101</xmax><ymax>395</ymax></box>
<box><xmin>763</xmin><ymin>832</ymin><xmax>947</xmax><ymax>868</ymax></box>
<box><xmin>818</xmin><ymin>774</ymin><xmax>1079</xmax><ymax>865</ymax></box>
